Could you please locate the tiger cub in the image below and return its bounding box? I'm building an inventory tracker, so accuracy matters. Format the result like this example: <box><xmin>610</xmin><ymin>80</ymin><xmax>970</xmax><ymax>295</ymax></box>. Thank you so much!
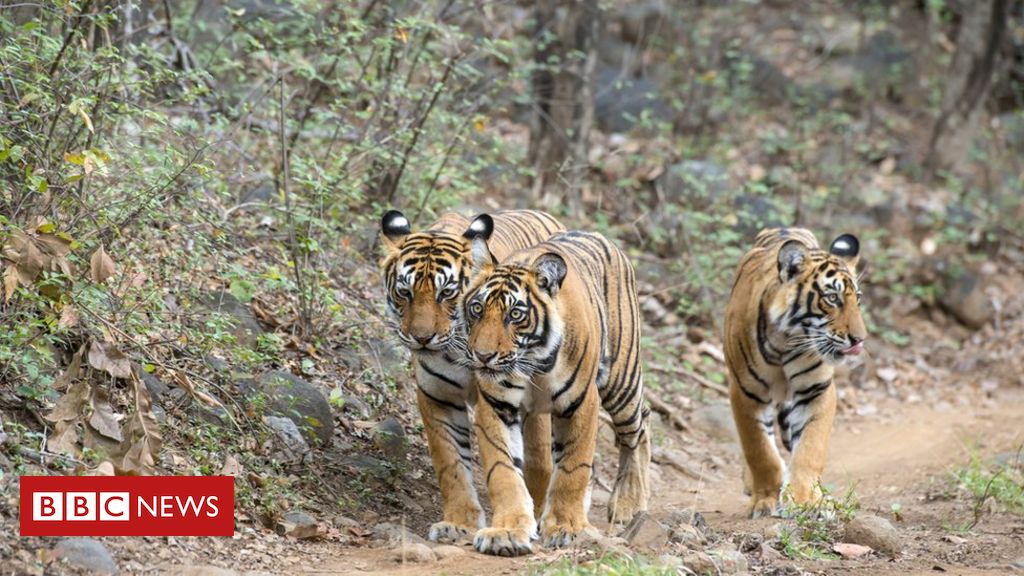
<box><xmin>725</xmin><ymin>228</ymin><xmax>866</xmax><ymax>517</ymax></box>
<box><xmin>379</xmin><ymin>209</ymin><xmax>564</xmax><ymax>542</ymax></box>
<box><xmin>459</xmin><ymin>216</ymin><xmax>650</xmax><ymax>556</ymax></box>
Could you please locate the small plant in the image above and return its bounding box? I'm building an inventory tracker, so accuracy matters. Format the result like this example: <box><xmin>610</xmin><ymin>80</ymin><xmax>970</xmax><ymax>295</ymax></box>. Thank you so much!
<box><xmin>777</xmin><ymin>483</ymin><xmax>860</xmax><ymax>560</ymax></box>
<box><xmin>951</xmin><ymin>450</ymin><xmax>1024</xmax><ymax>529</ymax></box>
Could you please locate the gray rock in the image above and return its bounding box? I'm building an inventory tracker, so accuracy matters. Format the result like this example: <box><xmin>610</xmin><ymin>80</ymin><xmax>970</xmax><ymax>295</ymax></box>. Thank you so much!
<box><xmin>852</xmin><ymin>31</ymin><xmax>913</xmax><ymax>95</ymax></box>
<box><xmin>682</xmin><ymin>551</ymin><xmax>716</xmax><ymax>574</ymax></box>
<box><xmin>392</xmin><ymin>543</ymin><xmax>435</xmax><ymax>563</ymax></box>
<box><xmin>137</xmin><ymin>366</ymin><xmax>169</xmax><ymax>400</ymax></box>
<box><xmin>724</xmin><ymin>51</ymin><xmax>798</xmax><ymax>107</ymax></box>
<box><xmin>939</xmin><ymin>264</ymin><xmax>994</xmax><ymax>330</ymax></box>
<box><xmin>734</xmin><ymin>194</ymin><xmax>786</xmax><ymax>240</ymax></box>
<box><xmin>361</xmin><ymin>338</ymin><xmax>410</xmax><ymax>379</ymax></box>
<box><xmin>666</xmin><ymin>507</ymin><xmax>709</xmax><ymax>535</ymax></box>
<box><xmin>373</xmin><ymin>417</ymin><xmax>407</xmax><ymax>460</ymax></box>
<box><xmin>276</xmin><ymin>510</ymin><xmax>319</xmax><ymax>539</ymax></box>
<box><xmin>52</xmin><ymin>538</ymin><xmax>118</xmax><ymax>574</ymax></box>
<box><xmin>374</xmin><ymin>522</ymin><xmax>428</xmax><ymax>546</ymax></box>
<box><xmin>997</xmin><ymin>112</ymin><xmax>1024</xmax><ymax>151</ymax></box>
<box><xmin>595</xmin><ymin>66</ymin><xmax>673</xmax><ymax>133</ymax></box>
<box><xmin>247</xmin><ymin>371</ymin><xmax>334</xmax><ymax>445</ymax></box>
<box><xmin>658</xmin><ymin>160</ymin><xmax>730</xmax><ymax>208</ymax></box>
<box><xmin>668</xmin><ymin>523</ymin><xmax>705</xmax><ymax>548</ymax></box>
<box><xmin>194</xmin><ymin>290</ymin><xmax>264</xmax><ymax>349</ymax></box>
<box><xmin>620</xmin><ymin>511</ymin><xmax>669</xmax><ymax>550</ymax></box>
<box><xmin>709</xmin><ymin>549</ymin><xmax>750</xmax><ymax>574</ymax></box>
<box><xmin>692</xmin><ymin>401</ymin><xmax>737</xmax><ymax>442</ymax></box>
<box><xmin>844</xmin><ymin>514</ymin><xmax>902</xmax><ymax>557</ymax></box>
<box><xmin>264</xmin><ymin>415</ymin><xmax>311</xmax><ymax>462</ymax></box>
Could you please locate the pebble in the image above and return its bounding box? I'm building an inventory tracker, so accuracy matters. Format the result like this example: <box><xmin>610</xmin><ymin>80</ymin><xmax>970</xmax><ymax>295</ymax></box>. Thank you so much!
<box><xmin>844</xmin><ymin>514</ymin><xmax>902</xmax><ymax>557</ymax></box>
<box><xmin>392</xmin><ymin>543</ymin><xmax>435</xmax><ymax>563</ymax></box>
<box><xmin>430</xmin><ymin>544</ymin><xmax>466</xmax><ymax>560</ymax></box>
<box><xmin>833</xmin><ymin>542</ymin><xmax>873</xmax><ymax>559</ymax></box>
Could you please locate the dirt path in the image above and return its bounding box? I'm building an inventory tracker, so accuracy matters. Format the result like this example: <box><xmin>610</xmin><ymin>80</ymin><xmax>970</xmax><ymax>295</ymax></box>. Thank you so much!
<box><xmin>310</xmin><ymin>390</ymin><xmax>1024</xmax><ymax>575</ymax></box>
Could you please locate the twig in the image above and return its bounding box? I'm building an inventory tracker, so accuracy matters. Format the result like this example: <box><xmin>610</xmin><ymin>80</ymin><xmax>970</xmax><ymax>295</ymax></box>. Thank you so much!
<box><xmin>644</xmin><ymin>390</ymin><xmax>690</xmax><ymax>432</ymax></box>
<box><xmin>277</xmin><ymin>72</ymin><xmax>313</xmax><ymax>337</ymax></box>
<box><xmin>648</xmin><ymin>362</ymin><xmax>729</xmax><ymax>396</ymax></box>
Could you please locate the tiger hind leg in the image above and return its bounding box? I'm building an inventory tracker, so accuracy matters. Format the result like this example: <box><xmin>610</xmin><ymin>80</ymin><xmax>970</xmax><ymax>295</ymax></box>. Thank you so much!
<box><xmin>606</xmin><ymin>404</ymin><xmax>651</xmax><ymax>525</ymax></box>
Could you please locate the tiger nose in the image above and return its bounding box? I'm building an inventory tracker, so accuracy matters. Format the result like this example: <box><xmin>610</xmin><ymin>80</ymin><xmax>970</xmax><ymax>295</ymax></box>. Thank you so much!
<box><xmin>415</xmin><ymin>335</ymin><xmax>432</xmax><ymax>345</ymax></box>
<box><xmin>476</xmin><ymin>351</ymin><xmax>497</xmax><ymax>364</ymax></box>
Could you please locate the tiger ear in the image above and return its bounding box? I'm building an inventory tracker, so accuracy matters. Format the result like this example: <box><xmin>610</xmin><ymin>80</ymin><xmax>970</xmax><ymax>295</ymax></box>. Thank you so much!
<box><xmin>777</xmin><ymin>240</ymin><xmax>808</xmax><ymax>282</ymax></box>
<box><xmin>381</xmin><ymin>210</ymin><xmax>411</xmax><ymax>254</ymax></box>
<box><xmin>533</xmin><ymin>252</ymin><xmax>567</xmax><ymax>296</ymax></box>
<box><xmin>829</xmin><ymin>233</ymin><xmax>860</xmax><ymax>269</ymax></box>
<box><xmin>463</xmin><ymin>214</ymin><xmax>495</xmax><ymax>275</ymax></box>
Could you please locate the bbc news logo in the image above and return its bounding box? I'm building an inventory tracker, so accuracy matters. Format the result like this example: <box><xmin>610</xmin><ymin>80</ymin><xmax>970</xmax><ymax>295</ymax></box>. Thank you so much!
<box><xmin>20</xmin><ymin>476</ymin><xmax>233</xmax><ymax>536</ymax></box>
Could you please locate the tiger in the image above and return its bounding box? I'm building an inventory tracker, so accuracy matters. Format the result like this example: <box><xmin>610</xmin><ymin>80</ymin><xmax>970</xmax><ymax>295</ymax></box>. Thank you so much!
<box><xmin>378</xmin><ymin>209</ymin><xmax>565</xmax><ymax>543</ymax></box>
<box><xmin>724</xmin><ymin>227</ymin><xmax>866</xmax><ymax>518</ymax></box>
<box><xmin>458</xmin><ymin>215</ymin><xmax>651</xmax><ymax>556</ymax></box>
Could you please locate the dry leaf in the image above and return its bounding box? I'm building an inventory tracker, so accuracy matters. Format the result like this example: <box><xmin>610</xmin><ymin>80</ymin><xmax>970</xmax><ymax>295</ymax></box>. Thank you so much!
<box><xmin>220</xmin><ymin>455</ymin><xmax>242</xmax><ymax>476</ymax></box>
<box><xmin>45</xmin><ymin>380</ymin><xmax>90</xmax><ymax>423</ymax></box>
<box><xmin>48</xmin><ymin>420</ymin><xmax>81</xmax><ymax>456</ymax></box>
<box><xmin>171</xmin><ymin>371</ymin><xmax>225</xmax><ymax>409</ymax></box>
<box><xmin>88</xmin><ymin>387</ymin><xmax>123</xmax><ymax>442</ymax></box>
<box><xmin>88</xmin><ymin>341</ymin><xmax>132</xmax><ymax>379</ymax></box>
<box><xmin>3</xmin><ymin>265</ymin><xmax>18</xmax><ymax>302</ymax></box>
<box><xmin>90</xmin><ymin>245</ymin><xmax>115</xmax><ymax>284</ymax></box>
<box><xmin>54</xmin><ymin>346</ymin><xmax>84</xmax><ymax>391</ymax></box>
<box><xmin>59</xmin><ymin>305</ymin><xmax>80</xmax><ymax>329</ymax></box>
<box><xmin>114</xmin><ymin>372</ymin><xmax>163</xmax><ymax>474</ymax></box>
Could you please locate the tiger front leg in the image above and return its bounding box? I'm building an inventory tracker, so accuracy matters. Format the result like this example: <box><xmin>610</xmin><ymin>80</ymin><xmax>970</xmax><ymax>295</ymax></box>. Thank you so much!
<box><xmin>416</xmin><ymin>389</ymin><xmax>484</xmax><ymax>543</ymax></box>
<box><xmin>606</xmin><ymin>402</ymin><xmax>652</xmax><ymax>525</ymax></box>
<box><xmin>523</xmin><ymin>412</ymin><xmax>553</xmax><ymax>520</ymax></box>
<box><xmin>730</xmin><ymin>379</ymin><xmax>785</xmax><ymax>518</ymax></box>
<box><xmin>541</xmin><ymin>388</ymin><xmax>600</xmax><ymax>548</ymax></box>
<box><xmin>784</xmin><ymin>382</ymin><xmax>836</xmax><ymax>507</ymax></box>
<box><xmin>473</xmin><ymin>391</ymin><xmax>536</xmax><ymax>556</ymax></box>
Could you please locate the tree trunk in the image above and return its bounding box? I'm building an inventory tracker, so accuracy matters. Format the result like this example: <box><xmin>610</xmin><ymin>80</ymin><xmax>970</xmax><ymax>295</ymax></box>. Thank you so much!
<box><xmin>528</xmin><ymin>0</ymin><xmax>599</xmax><ymax>214</ymax></box>
<box><xmin>926</xmin><ymin>0</ymin><xmax>1010</xmax><ymax>178</ymax></box>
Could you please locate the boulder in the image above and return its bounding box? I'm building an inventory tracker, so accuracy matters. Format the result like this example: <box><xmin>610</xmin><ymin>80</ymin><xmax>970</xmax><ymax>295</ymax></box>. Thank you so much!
<box><xmin>595</xmin><ymin>66</ymin><xmax>673</xmax><ymax>133</ymax></box>
<box><xmin>692</xmin><ymin>401</ymin><xmax>737</xmax><ymax>442</ymax></box>
<box><xmin>245</xmin><ymin>371</ymin><xmax>334</xmax><ymax>445</ymax></box>
<box><xmin>372</xmin><ymin>417</ymin><xmax>407</xmax><ymax>460</ymax></box>
<box><xmin>194</xmin><ymin>290</ymin><xmax>264</xmax><ymax>349</ymax></box>
<box><xmin>276</xmin><ymin>510</ymin><xmax>319</xmax><ymax>539</ymax></box>
<box><xmin>939</xmin><ymin>264</ymin><xmax>994</xmax><ymax>330</ymax></box>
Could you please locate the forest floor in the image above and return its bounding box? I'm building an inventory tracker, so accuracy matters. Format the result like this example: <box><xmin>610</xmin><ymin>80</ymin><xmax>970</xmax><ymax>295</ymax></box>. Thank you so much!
<box><xmin>7</xmin><ymin>270</ymin><xmax>1022</xmax><ymax>576</ymax></box>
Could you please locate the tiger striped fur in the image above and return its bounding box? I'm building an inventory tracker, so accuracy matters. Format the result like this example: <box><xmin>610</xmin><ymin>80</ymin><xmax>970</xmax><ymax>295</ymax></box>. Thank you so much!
<box><xmin>725</xmin><ymin>227</ymin><xmax>866</xmax><ymax>518</ymax></box>
<box><xmin>459</xmin><ymin>217</ymin><xmax>650</xmax><ymax>556</ymax></box>
<box><xmin>379</xmin><ymin>209</ymin><xmax>564</xmax><ymax>543</ymax></box>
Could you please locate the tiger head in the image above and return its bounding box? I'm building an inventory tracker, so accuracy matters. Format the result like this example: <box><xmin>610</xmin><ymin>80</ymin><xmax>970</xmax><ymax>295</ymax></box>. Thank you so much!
<box><xmin>772</xmin><ymin>234</ymin><xmax>867</xmax><ymax>362</ymax></box>
<box><xmin>379</xmin><ymin>210</ymin><xmax>481</xmax><ymax>352</ymax></box>
<box><xmin>459</xmin><ymin>215</ymin><xmax>564</xmax><ymax>375</ymax></box>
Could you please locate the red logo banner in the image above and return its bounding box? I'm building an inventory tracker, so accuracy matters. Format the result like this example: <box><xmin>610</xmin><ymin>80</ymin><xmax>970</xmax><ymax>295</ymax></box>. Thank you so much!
<box><xmin>20</xmin><ymin>476</ymin><xmax>234</xmax><ymax>536</ymax></box>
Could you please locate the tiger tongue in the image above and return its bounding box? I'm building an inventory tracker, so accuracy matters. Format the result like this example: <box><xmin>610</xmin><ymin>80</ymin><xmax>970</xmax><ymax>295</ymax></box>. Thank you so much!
<box><xmin>839</xmin><ymin>341</ymin><xmax>864</xmax><ymax>356</ymax></box>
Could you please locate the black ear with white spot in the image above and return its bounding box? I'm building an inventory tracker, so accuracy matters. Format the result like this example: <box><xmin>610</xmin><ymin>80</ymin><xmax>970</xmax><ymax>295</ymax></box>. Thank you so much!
<box><xmin>829</xmin><ymin>233</ymin><xmax>860</xmax><ymax>268</ymax></box>
<box><xmin>777</xmin><ymin>240</ymin><xmax>808</xmax><ymax>282</ymax></box>
<box><xmin>462</xmin><ymin>214</ymin><xmax>494</xmax><ymax>241</ymax></box>
<box><xmin>464</xmin><ymin>214</ymin><xmax>496</xmax><ymax>275</ymax></box>
<box><xmin>381</xmin><ymin>210</ymin><xmax>411</xmax><ymax>253</ymax></box>
<box><xmin>534</xmin><ymin>252</ymin><xmax>567</xmax><ymax>296</ymax></box>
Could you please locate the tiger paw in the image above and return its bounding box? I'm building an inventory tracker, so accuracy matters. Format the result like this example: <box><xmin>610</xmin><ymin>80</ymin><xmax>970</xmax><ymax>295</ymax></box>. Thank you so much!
<box><xmin>473</xmin><ymin>527</ymin><xmax>533</xmax><ymax>556</ymax></box>
<box><xmin>540</xmin><ymin>515</ymin><xmax>594</xmax><ymax>549</ymax></box>
<box><xmin>748</xmin><ymin>495</ymin><xmax>781</xmax><ymax>519</ymax></box>
<box><xmin>428</xmin><ymin>521</ymin><xmax>475</xmax><ymax>544</ymax></box>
